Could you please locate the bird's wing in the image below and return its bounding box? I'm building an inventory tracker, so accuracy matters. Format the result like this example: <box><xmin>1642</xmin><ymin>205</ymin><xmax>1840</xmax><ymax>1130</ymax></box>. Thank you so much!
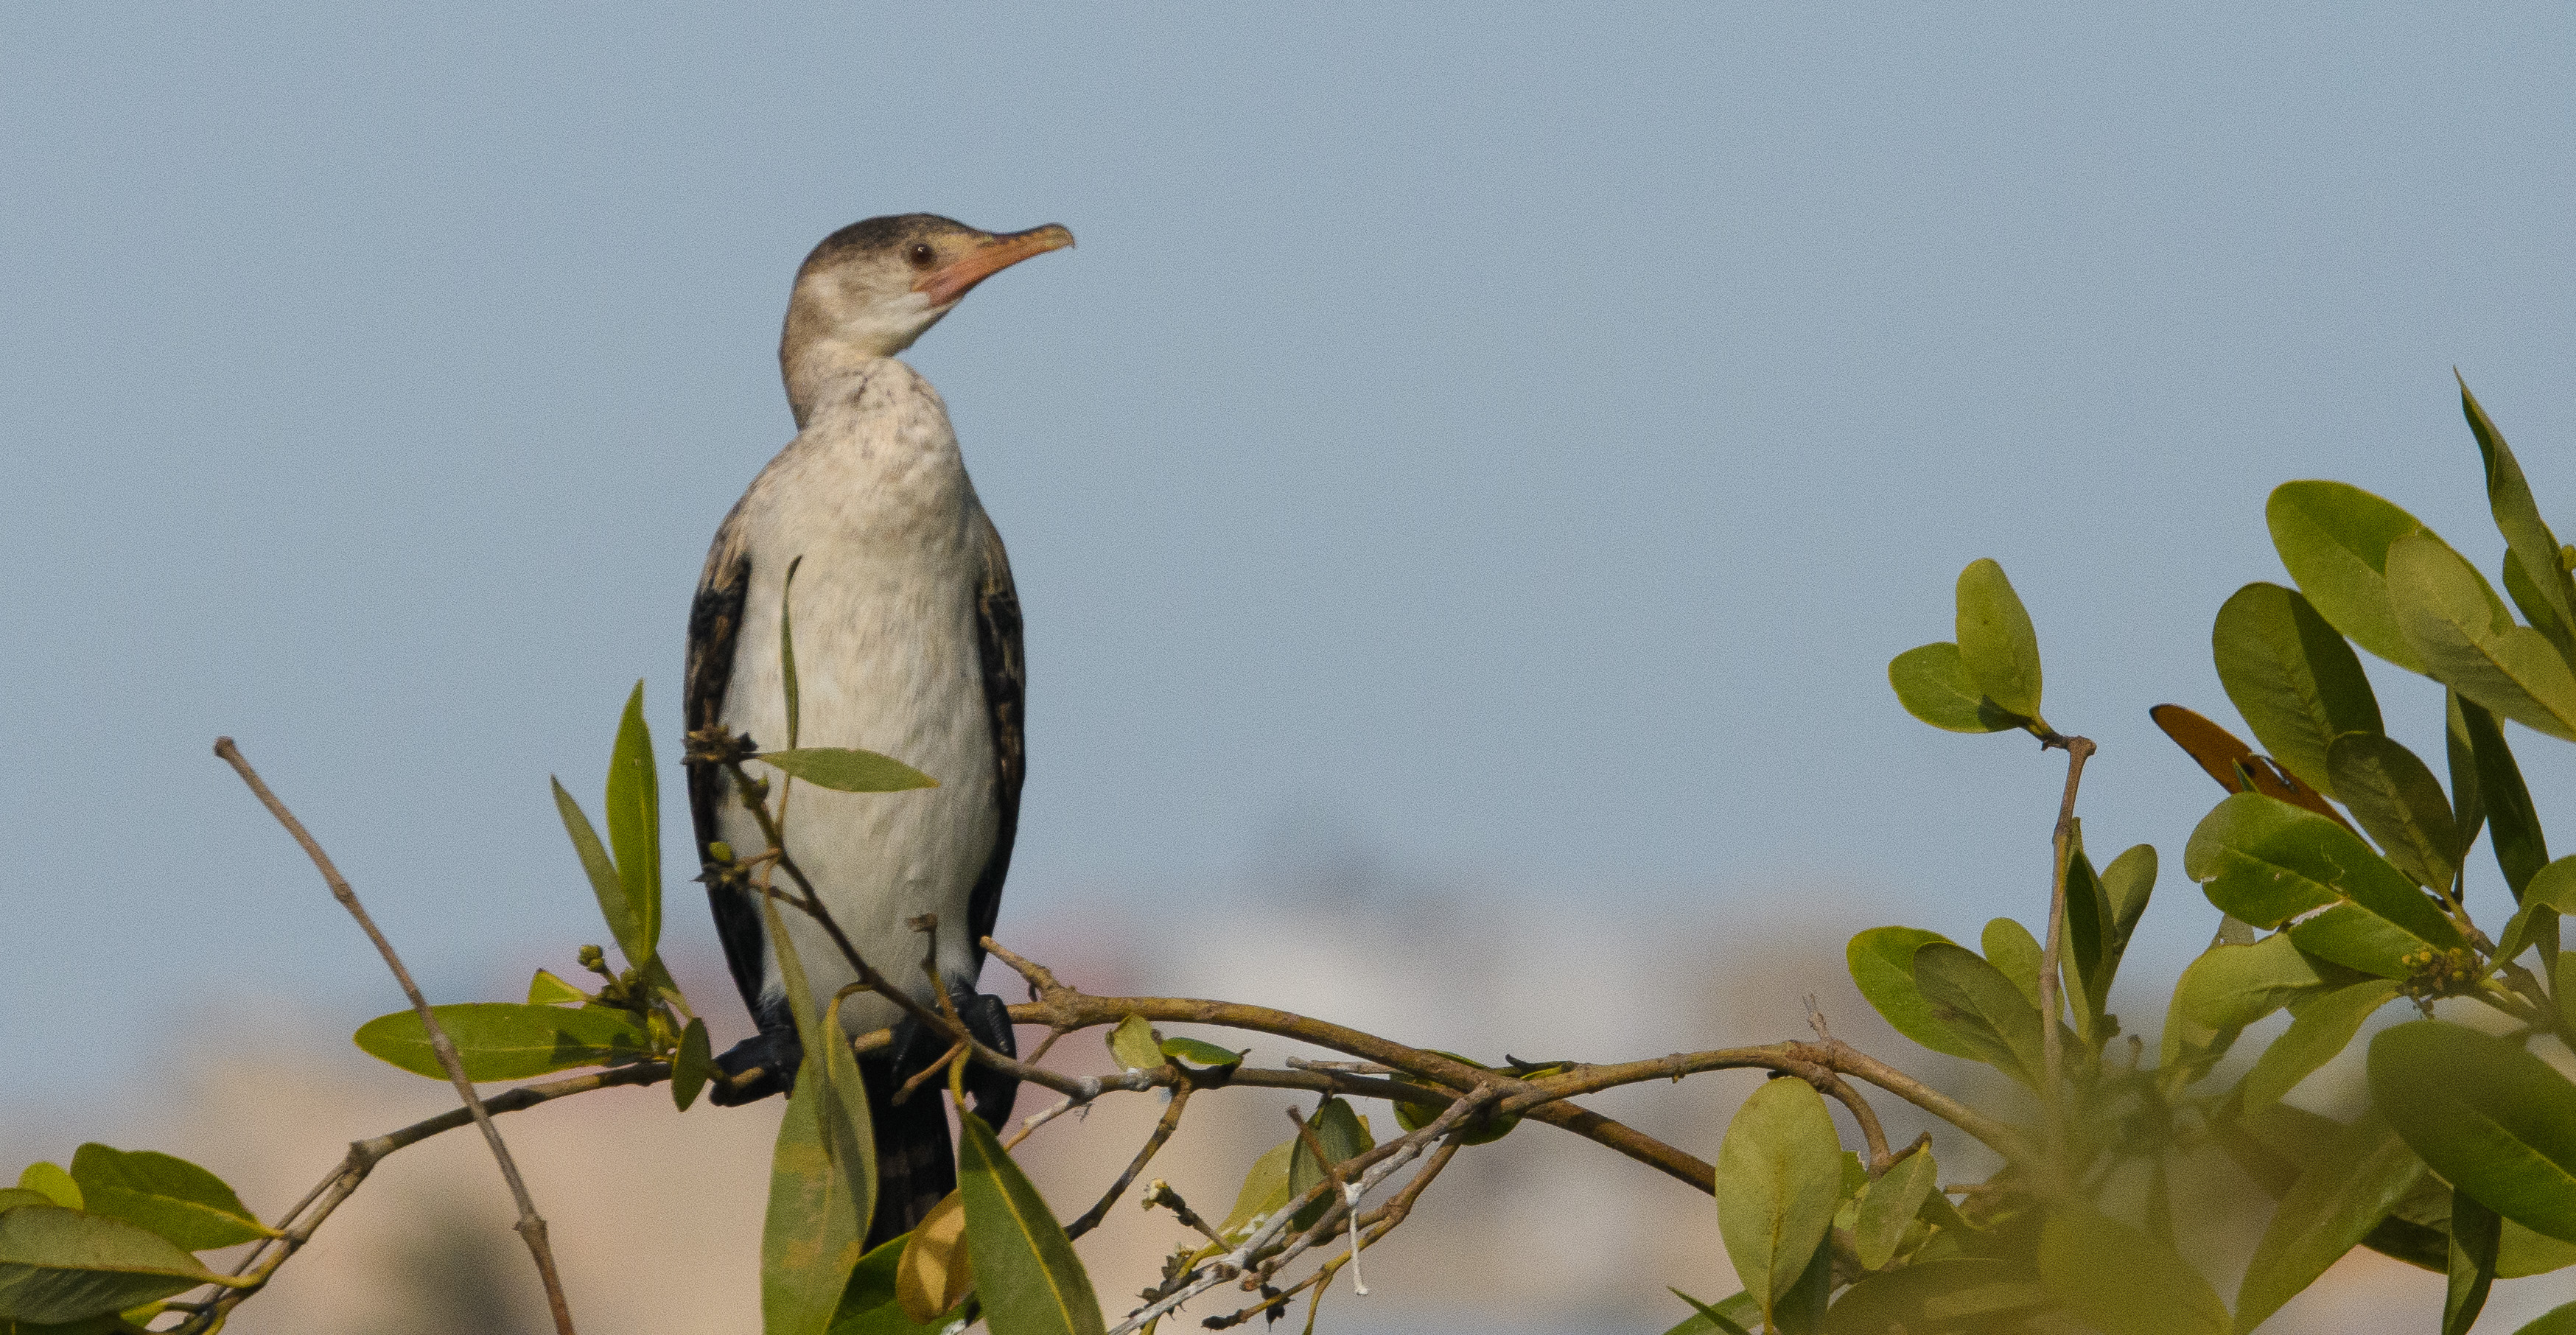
<box><xmin>685</xmin><ymin>505</ymin><xmax>770</xmax><ymax>1015</ymax></box>
<box><xmin>965</xmin><ymin>502</ymin><xmax>1024</xmax><ymax>965</ymax></box>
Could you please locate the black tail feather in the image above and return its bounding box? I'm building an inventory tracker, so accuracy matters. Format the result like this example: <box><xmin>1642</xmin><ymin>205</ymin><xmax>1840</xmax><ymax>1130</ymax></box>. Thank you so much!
<box><xmin>862</xmin><ymin>1054</ymin><xmax>956</xmax><ymax>1250</ymax></box>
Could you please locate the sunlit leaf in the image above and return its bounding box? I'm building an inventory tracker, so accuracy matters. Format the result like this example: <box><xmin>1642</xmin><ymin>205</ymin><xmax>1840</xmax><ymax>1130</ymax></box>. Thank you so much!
<box><xmin>2326</xmin><ymin>732</ymin><xmax>2459</xmax><ymax>893</ymax></box>
<box><xmin>1845</xmin><ymin>928</ymin><xmax>1979</xmax><ymax>1061</ymax></box>
<box><xmin>2174</xmin><ymin>933</ymin><xmax>2328</xmax><ymax>1032</ymax></box>
<box><xmin>2235</xmin><ymin>1109</ymin><xmax>2428</xmax><ymax>1332</ymax></box>
<box><xmin>2387</xmin><ymin>532</ymin><xmax>2576</xmax><ymax>742</ymax></box>
<box><xmin>1665</xmin><ymin>1288</ymin><xmax>1760</xmax><ymax>1335</ymax></box>
<box><xmin>1715</xmin><ymin>1077</ymin><xmax>1842</xmax><ymax>1326</ymax></box>
<box><xmin>67</xmin><ymin>1146</ymin><xmax>267</xmax><ymax>1251</ymax></box>
<box><xmin>1158</xmin><ymin>1037</ymin><xmax>1245</xmax><ymax>1073</ymax></box>
<box><xmin>1852</xmin><ymin>1149</ymin><xmax>1937</xmax><ymax>1272</ymax></box>
<box><xmin>0</xmin><ymin>1191</ymin><xmax>52</xmax><ymax>1216</ymax></box>
<box><xmin>671</xmin><ymin>1017</ymin><xmax>713</xmax><ymax>1112</ymax></box>
<box><xmin>353</xmin><ymin>1003</ymin><xmax>652</xmax><ymax>1082</ymax></box>
<box><xmin>895</xmin><ymin>1192</ymin><xmax>970</xmax><ymax>1325</ymax></box>
<box><xmin>1912</xmin><ymin>943</ymin><xmax>2051</xmax><ymax>1088</ymax></box>
<box><xmin>1218</xmin><ymin>1139</ymin><xmax>1295</xmax><ymax>1241</ymax></box>
<box><xmin>2185</xmin><ymin>792</ymin><xmax>2459</xmax><ymax>947</ymax></box>
<box><xmin>550</xmin><ymin>778</ymin><xmax>640</xmax><ymax>972</ymax></box>
<box><xmin>1953</xmin><ymin>558</ymin><xmax>2043</xmax><ymax>721</ymax></box>
<box><xmin>2267</xmin><ymin>480</ymin><xmax>2437</xmax><ymax>673</ymax></box>
<box><xmin>605</xmin><ymin>680</ymin><xmax>662</xmax><ymax>964</ymax></box>
<box><xmin>2212</xmin><ymin>581</ymin><xmax>2382</xmax><ymax>796</ymax></box>
<box><xmin>1887</xmin><ymin>642</ymin><xmax>2023</xmax><ymax>733</ymax></box>
<box><xmin>1821</xmin><ymin>1257</ymin><xmax>2047</xmax><ymax>1335</ymax></box>
<box><xmin>1287</xmin><ymin>1099</ymin><xmax>1373</xmax><ymax>1231</ymax></box>
<box><xmin>2500</xmin><ymin>1218</ymin><xmax>2576</xmax><ymax>1278</ymax></box>
<box><xmin>759</xmin><ymin>749</ymin><xmax>938</xmax><ymax>793</ymax></box>
<box><xmin>2460</xmin><ymin>376</ymin><xmax>2576</xmax><ymax>667</ymax></box>
<box><xmin>0</xmin><ymin>1206</ymin><xmax>236</xmax><ymax>1325</ymax></box>
<box><xmin>1105</xmin><ymin>1016</ymin><xmax>1161</xmax><ymax>1072</ymax></box>
<box><xmin>2369</xmin><ymin>1021</ymin><xmax>2576</xmax><ymax>1244</ymax></box>
<box><xmin>1980</xmin><ymin>918</ymin><xmax>2045</xmax><ymax>1015</ymax></box>
<box><xmin>2240</xmin><ymin>980</ymin><xmax>2399</xmax><ymax>1110</ymax></box>
<box><xmin>526</xmin><ymin>969</ymin><xmax>589</xmax><ymax>1006</ymax></box>
<box><xmin>956</xmin><ymin>1108</ymin><xmax>1106</xmax><ymax>1335</ymax></box>
<box><xmin>13</xmin><ymin>1169</ymin><xmax>77</xmax><ymax>1214</ymax></box>
<box><xmin>2038</xmin><ymin>1208</ymin><xmax>2226</xmax><ymax>1335</ymax></box>
<box><xmin>761</xmin><ymin>896</ymin><xmax>874</xmax><ymax>1335</ymax></box>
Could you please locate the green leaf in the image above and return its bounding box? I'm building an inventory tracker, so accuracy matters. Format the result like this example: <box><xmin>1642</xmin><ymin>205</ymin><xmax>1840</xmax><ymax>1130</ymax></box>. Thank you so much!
<box><xmin>2174</xmin><ymin>933</ymin><xmax>2327</xmax><ymax>1031</ymax></box>
<box><xmin>2514</xmin><ymin>1301</ymin><xmax>2576</xmax><ymax>1334</ymax></box>
<box><xmin>761</xmin><ymin>894</ymin><xmax>875</xmax><ymax>1335</ymax></box>
<box><xmin>1821</xmin><ymin>1258</ymin><xmax>2048</xmax><ymax>1335</ymax></box>
<box><xmin>671</xmin><ymin>1017</ymin><xmax>713</xmax><ymax>1112</ymax></box>
<box><xmin>1217</xmin><ymin>1139</ymin><xmax>1295</xmax><ymax>1241</ymax></box>
<box><xmin>2460</xmin><ymin>376</ymin><xmax>2576</xmax><ymax>666</ymax></box>
<box><xmin>2267</xmin><ymin>480</ymin><xmax>2437</xmax><ymax>672</ymax></box>
<box><xmin>1105</xmin><ymin>1016</ymin><xmax>1162</xmax><ymax>1072</ymax></box>
<box><xmin>2507</xmin><ymin>552</ymin><xmax>2576</xmax><ymax>669</ymax></box>
<box><xmin>956</xmin><ymin>1108</ymin><xmax>1107</xmax><ymax>1335</ymax></box>
<box><xmin>1979</xmin><ymin>918</ymin><xmax>2045</xmax><ymax>1015</ymax></box>
<box><xmin>2526</xmin><ymin>858</ymin><xmax>2576</xmax><ymax>914</ymax></box>
<box><xmin>2039</xmin><ymin>1208</ymin><xmax>2227</xmax><ymax>1335</ymax></box>
<box><xmin>1391</xmin><ymin>1054</ymin><xmax>1519</xmax><ymax>1146</ymax></box>
<box><xmin>551</xmin><ymin>778</ymin><xmax>641</xmax><ymax>972</ymax></box>
<box><xmin>1665</xmin><ymin>1289</ymin><xmax>1761</xmax><ymax>1335</ymax></box>
<box><xmin>1887</xmin><ymin>642</ymin><xmax>2023</xmax><ymax>733</ymax></box>
<box><xmin>2059</xmin><ymin>847</ymin><xmax>2113</xmax><ymax>1035</ymax></box>
<box><xmin>2235</xmin><ymin>1110</ymin><xmax>2429</xmax><ymax>1332</ymax></box>
<box><xmin>1287</xmin><ymin>1099</ymin><xmax>1373</xmax><ymax>1231</ymax></box>
<box><xmin>2501</xmin><ymin>1217</ymin><xmax>2576</xmax><ymax>1278</ymax></box>
<box><xmin>2370</xmin><ymin>1021</ymin><xmax>2576</xmax><ymax>1244</ymax></box>
<box><xmin>2286</xmin><ymin>903</ymin><xmax>2441</xmax><ymax>980</ymax></box>
<box><xmin>2212</xmin><ymin>582</ymin><xmax>2383</xmax><ymax>796</ymax></box>
<box><xmin>2446</xmin><ymin>1188</ymin><xmax>2501</xmax><ymax>1335</ymax></box>
<box><xmin>2447</xmin><ymin>693</ymin><xmax>2488</xmax><ymax>863</ymax></box>
<box><xmin>2325</xmin><ymin>732</ymin><xmax>2459</xmax><ymax>893</ymax></box>
<box><xmin>2457</xmin><ymin>695</ymin><xmax>2550</xmax><ymax>900</ymax></box>
<box><xmin>895</xmin><ymin>1193</ymin><xmax>970</xmax><ymax>1325</ymax></box>
<box><xmin>2387</xmin><ymin>532</ymin><xmax>2576</xmax><ymax>742</ymax></box>
<box><xmin>353</xmin><ymin>1003</ymin><xmax>652</xmax><ymax>1082</ymax></box>
<box><xmin>0</xmin><ymin>1191</ymin><xmax>52</xmax><ymax>1215</ymax></box>
<box><xmin>66</xmin><ymin>1147</ymin><xmax>266</xmax><ymax>1251</ymax></box>
<box><xmin>11</xmin><ymin>1171</ymin><xmax>76</xmax><ymax>1214</ymax></box>
<box><xmin>2240</xmin><ymin>980</ymin><xmax>2399</xmax><ymax>1110</ymax></box>
<box><xmin>1953</xmin><ymin>558</ymin><xmax>2043</xmax><ymax>721</ymax></box>
<box><xmin>1845</xmin><ymin>928</ymin><xmax>1979</xmax><ymax>1061</ymax></box>
<box><xmin>1715</xmin><ymin>1076</ymin><xmax>1844</xmax><ymax>1325</ymax></box>
<box><xmin>2185</xmin><ymin>791</ymin><xmax>2460</xmax><ymax>945</ymax></box>
<box><xmin>826</xmin><ymin>1234</ymin><xmax>953</xmax><ymax>1334</ymax></box>
<box><xmin>758</xmin><ymin>749</ymin><xmax>938</xmax><ymax>793</ymax></box>
<box><xmin>1157</xmin><ymin>1037</ymin><xmax>1245</xmax><ymax>1073</ymax></box>
<box><xmin>526</xmin><ymin>969</ymin><xmax>589</xmax><ymax>1006</ymax></box>
<box><xmin>1852</xmin><ymin>1149</ymin><xmax>1937</xmax><ymax>1272</ymax></box>
<box><xmin>0</xmin><ymin>1206</ymin><xmax>234</xmax><ymax>1325</ymax></box>
<box><xmin>605</xmin><ymin>680</ymin><xmax>662</xmax><ymax>965</ymax></box>
<box><xmin>1667</xmin><ymin>1288</ymin><xmax>1756</xmax><ymax>1335</ymax></box>
<box><xmin>2496</xmin><ymin>902</ymin><xmax>2555</xmax><ymax>967</ymax></box>
<box><xmin>1912</xmin><ymin>943</ymin><xmax>2049</xmax><ymax>1087</ymax></box>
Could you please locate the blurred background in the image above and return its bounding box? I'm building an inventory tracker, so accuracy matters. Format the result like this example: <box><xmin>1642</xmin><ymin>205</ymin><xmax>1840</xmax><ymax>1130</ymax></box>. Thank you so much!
<box><xmin>4</xmin><ymin>4</ymin><xmax>2573</xmax><ymax>1330</ymax></box>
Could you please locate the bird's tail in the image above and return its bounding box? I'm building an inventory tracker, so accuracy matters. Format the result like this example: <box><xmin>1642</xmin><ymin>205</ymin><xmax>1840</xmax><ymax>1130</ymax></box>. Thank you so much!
<box><xmin>861</xmin><ymin>1051</ymin><xmax>956</xmax><ymax>1250</ymax></box>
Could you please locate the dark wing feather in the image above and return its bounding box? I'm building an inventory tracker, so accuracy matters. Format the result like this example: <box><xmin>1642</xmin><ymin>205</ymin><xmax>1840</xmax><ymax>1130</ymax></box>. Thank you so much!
<box><xmin>685</xmin><ymin>511</ymin><xmax>769</xmax><ymax>1017</ymax></box>
<box><xmin>965</xmin><ymin>505</ymin><xmax>1024</xmax><ymax>969</ymax></box>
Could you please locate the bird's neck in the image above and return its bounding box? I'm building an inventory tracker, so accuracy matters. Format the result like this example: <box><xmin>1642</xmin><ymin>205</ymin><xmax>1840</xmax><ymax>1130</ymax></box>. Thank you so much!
<box><xmin>781</xmin><ymin>337</ymin><xmax>902</xmax><ymax>430</ymax></box>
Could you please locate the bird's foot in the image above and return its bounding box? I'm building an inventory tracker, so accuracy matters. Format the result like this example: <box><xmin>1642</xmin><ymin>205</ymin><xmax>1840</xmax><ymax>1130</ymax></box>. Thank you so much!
<box><xmin>710</xmin><ymin>1027</ymin><xmax>802</xmax><ymax>1106</ymax></box>
<box><xmin>880</xmin><ymin>989</ymin><xmax>1020</xmax><ymax>1127</ymax></box>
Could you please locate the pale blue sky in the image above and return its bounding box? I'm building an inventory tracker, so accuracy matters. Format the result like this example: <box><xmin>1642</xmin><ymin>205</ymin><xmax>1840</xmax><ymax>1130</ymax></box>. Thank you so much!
<box><xmin>5</xmin><ymin>5</ymin><xmax>2574</xmax><ymax>1087</ymax></box>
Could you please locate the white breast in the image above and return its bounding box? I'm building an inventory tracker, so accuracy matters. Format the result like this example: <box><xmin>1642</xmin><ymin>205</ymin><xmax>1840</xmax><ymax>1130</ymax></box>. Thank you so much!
<box><xmin>715</xmin><ymin>359</ymin><xmax>999</xmax><ymax>1034</ymax></box>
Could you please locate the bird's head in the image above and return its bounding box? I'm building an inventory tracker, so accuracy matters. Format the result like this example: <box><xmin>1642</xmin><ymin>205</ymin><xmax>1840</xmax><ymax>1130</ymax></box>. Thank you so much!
<box><xmin>780</xmin><ymin>214</ymin><xmax>1073</xmax><ymax>386</ymax></box>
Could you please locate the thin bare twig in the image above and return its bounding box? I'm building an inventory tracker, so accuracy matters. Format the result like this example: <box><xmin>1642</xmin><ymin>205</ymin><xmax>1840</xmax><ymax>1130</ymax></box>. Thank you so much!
<box><xmin>2034</xmin><ymin>732</ymin><xmax>2096</xmax><ymax>1177</ymax></box>
<box><xmin>211</xmin><ymin>737</ymin><xmax>579</xmax><ymax>1335</ymax></box>
<box><xmin>1065</xmin><ymin>1084</ymin><xmax>1194</xmax><ymax>1240</ymax></box>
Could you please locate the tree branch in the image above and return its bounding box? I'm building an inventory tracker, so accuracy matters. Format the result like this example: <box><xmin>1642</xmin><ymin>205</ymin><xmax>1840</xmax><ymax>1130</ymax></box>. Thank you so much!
<box><xmin>2035</xmin><ymin>731</ymin><xmax>2096</xmax><ymax>1175</ymax></box>
<box><xmin>212</xmin><ymin>738</ymin><xmax>578</xmax><ymax>1335</ymax></box>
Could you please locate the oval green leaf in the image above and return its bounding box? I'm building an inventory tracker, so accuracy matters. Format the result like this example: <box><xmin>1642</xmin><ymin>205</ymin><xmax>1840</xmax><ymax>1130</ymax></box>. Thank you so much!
<box><xmin>1979</xmin><ymin>918</ymin><xmax>2045</xmax><ymax>1015</ymax></box>
<box><xmin>1913</xmin><ymin>942</ymin><xmax>2048</xmax><ymax>1087</ymax></box>
<box><xmin>1888</xmin><ymin>642</ymin><xmax>2023</xmax><ymax>733</ymax></box>
<box><xmin>671</xmin><ymin>1017</ymin><xmax>712</xmax><ymax>1112</ymax></box>
<box><xmin>2185</xmin><ymin>791</ymin><xmax>2460</xmax><ymax>945</ymax></box>
<box><xmin>2387</xmin><ymin>532</ymin><xmax>2576</xmax><ymax>742</ymax></box>
<box><xmin>2326</xmin><ymin>732</ymin><xmax>2460</xmax><ymax>893</ymax></box>
<box><xmin>1715</xmin><ymin>1076</ymin><xmax>1844</xmax><ymax>1325</ymax></box>
<box><xmin>1851</xmin><ymin>1149</ymin><xmax>1938</xmax><ymax>1272</ymax></box>
<box><xmin>0</xmin><ymin>1205</ymin><xmax>234</xmax><ymax>1325</ymax></box>
<box><xmin>1105</xmin><ymin>1015</ymin><xmax>1162</xmax><ymax>1073</ymax></box>
<box><xmin>2286</xmin><ymin>903</ymin><xmax>2437</xmax><ymax>979</ymax></box>
<box><xmin>2515</xmin><ymin>1302</ymin><xmax>2576</xmax><ymax>1334</ymax></box>
<box><xmin>1217</xmin><ymin>1139</ymin><xmax>1295</xmax><ymax>1241</ymax></box>
<box><xmin>1953</xmin><ymin>558</ymin><xmax>2043</xmax><ymax>721</ymax></box>
<box><xmin>1845</xmin><ymin>928</ymin><xmax>1978</xmax><ymax>1061</ymax></box>
<box><xmin>68</xmin><ymin>1146</ymin><xmax>267</xmax><ymax>1251</ymax></box>
<box><xmin>14</xmin><ymin>1167</ymin><xmax>77</xmax><ymax>1213</ymax></box>
<box><xmin>353</xmin><ymin>1003</ymin><xmax>653</xmax><ymax>1082</ymax></box>
<box><xmin>606</xmin><ymin>680</ymin><xmax>662</xmax><ymax>964</ymax></box>
<box><xmin>2526</xmin><ymin>858</ymin><xmax>2576</xmax><ymax>914</ymax></box>
<box><xmin>2038</xmin><ymin>1208</ymin><xmax>2227</xmax><ymax>1335</ymax></box>
<box><xmin>2267</xmin><ymin>480</ymin><xmax>2436</xmax><ymax>672</ymax></box>
<box><xmin>1157</xmin><ymin>1037</ymin><xmax>1245</xmax><ymax>1073</ymax></box>
<box><xmin>1822</xmin><ymin>1257</ymin><xmax>2047</xmax><ymax>1335</ymax></box>
<box><xmin>956</xmin><ymin>1107</ymin><xmax>1107</xmax><ymax>1335</ymax></box>
<box><xmin>2369</xmin><ymin>1021</ymin><xmax>2576</xmax><ymax>1244</ymax></box>
<box><xmin>760</xmin><ymin>749</ymin><xmax>938</xmax><ymax>793</ymax></box>
<box><xmin>2213</xmin><ymin>581</ymin><xmax>2383</xmax><ymax>796</ymax></box>
<box><xmin>526</xmin><ymin>968</ymin><xmax>589</xmax><ymax>1006</ymax></box>
<box><xmin>2235</xmin><ymin>1110</ymin><xmax>2429</xmax><ymax>1332</ymax></box>
<box><xmin>2174</xmin><ymin>933</ymin><xmax>2327</xmax><ymax>1031</ymax></box>
<box><xmin>1287</xmin><ymin>1099</ymin><xmax>1373</xmax><ymax>1230</ymax></box>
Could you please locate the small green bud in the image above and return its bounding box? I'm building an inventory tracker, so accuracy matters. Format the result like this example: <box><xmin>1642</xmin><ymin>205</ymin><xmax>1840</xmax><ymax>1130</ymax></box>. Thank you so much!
<box><xmin>708</xmin><ymin>840</ymin><xmax>735</xmax><ymax>864</ymax></box>
<box><xmin>577</xmin><ymin>944</ymin><xmax>606</xmax><ymax>971</ymax></box>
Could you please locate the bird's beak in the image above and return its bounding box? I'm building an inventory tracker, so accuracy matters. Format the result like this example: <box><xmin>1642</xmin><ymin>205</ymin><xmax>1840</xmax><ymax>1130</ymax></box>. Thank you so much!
<box><xmin>915</xmin><ymin>224</ymin><xmax>1075</xmax><ymax>306</ymax></box>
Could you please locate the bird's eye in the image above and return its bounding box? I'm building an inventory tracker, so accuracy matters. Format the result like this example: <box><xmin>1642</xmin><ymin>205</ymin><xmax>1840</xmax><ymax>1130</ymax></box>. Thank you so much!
<box><xmin>906</xmin><ymin>242</ymin><xmax>936</xmax><ymax>268</ymax></box>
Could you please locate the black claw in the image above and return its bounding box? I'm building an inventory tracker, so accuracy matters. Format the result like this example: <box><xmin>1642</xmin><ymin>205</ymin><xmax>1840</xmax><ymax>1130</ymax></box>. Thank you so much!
<box><xmin>710</xmin><ymin>1028</ymin><xmax>802</xmax><ymax>1106</ymax></box>
<box><xmin>957</xmin><ymin>990</ymin><xmax>1020</xmax><ymax>1129</ymax></box>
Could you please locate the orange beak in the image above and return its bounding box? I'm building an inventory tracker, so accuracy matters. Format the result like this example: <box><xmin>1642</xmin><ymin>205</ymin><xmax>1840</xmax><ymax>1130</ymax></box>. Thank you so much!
<box><xmin>914</xmin><ymin>223</ymin><xmax>1074</xmax><ymax>306</ymax></box>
